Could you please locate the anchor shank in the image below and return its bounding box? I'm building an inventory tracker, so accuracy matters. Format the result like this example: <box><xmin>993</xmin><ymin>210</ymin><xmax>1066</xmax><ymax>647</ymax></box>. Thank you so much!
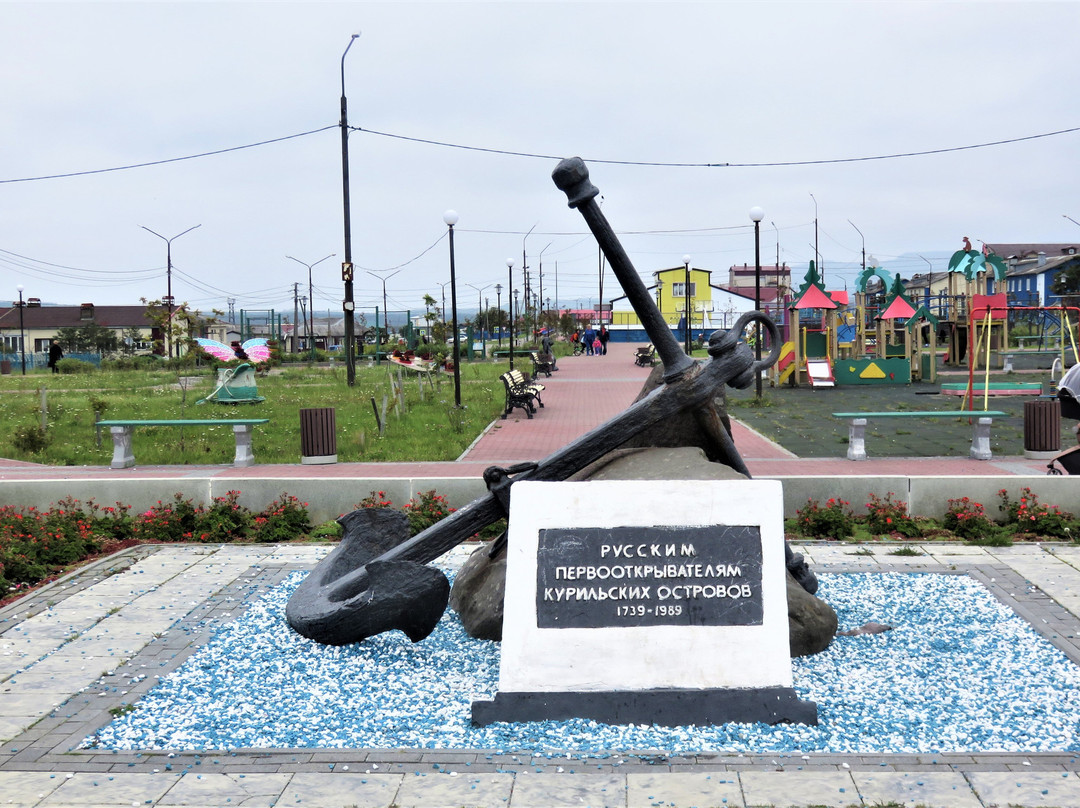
<box><xmin>553</xmin><ymin>157</ymin><xmax>694</xmax><ymax>379</ymax></box>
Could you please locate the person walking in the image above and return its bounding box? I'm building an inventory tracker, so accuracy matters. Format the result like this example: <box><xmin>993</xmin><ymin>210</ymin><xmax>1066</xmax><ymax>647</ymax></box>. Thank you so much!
<box><xmin>599</xmin><ymin>326</ymin><xmax>610</xmax><ymax>356</ymax></box>
<box><xmin>47</xmin><ymin>341</ymin><xmax>63</xmax><ymax>373</ymax></box>
<box><xmin>583</xmin><ymin>324</ymin><xmax>596</xmax><ymax>356</ymax></box>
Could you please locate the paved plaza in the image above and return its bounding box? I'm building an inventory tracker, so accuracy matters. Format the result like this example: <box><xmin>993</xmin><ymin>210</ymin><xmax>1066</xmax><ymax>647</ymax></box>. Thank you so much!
<box><xmin>2</xmin><ymin>343</ymin><xmax>1080</xmax><ymax>807</ymax></box>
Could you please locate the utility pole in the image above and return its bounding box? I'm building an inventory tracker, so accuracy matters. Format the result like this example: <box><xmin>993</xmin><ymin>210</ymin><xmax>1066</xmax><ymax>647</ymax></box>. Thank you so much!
<box><xmin>292</xmin><ymin>283</ymin><xmax>301</xmax><ymax>353</ymax></box>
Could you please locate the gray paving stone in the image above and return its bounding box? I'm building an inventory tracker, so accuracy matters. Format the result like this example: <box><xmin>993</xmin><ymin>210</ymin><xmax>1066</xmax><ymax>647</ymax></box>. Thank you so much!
<box><xmin>278</xmin><ymin>771</ymin><xmax>402</xmax><ymax>807</ymax></box>
<box><xmin>392</xmin><ymin>771</ymin><xmax>514</xmax><ymax>807</ymax></box>
<box><xmin>851</xmin><ymin>770</ymin><xmax>981</xmax><ymax>808</ymax></box>
<box><xmin>38</xmin><ymin>771</ymin><xmax>174</xmax><ymax>805</ymax></box>
<box><xmin>509</xmin><ymin>772</ymin><xmax>624</xmax><ymax>808</ymax></box>
<box><xmin>967</xmin><ymin>770</ymin><xmax>1080</xmax><ymax>807</ymax></box>
<box><xmin>627</xmin><ymin>771</ymin><xmax>742</xmax><ymax>807</ymax></box>
<box><xmin>155</xmin><ymin>771</ymin><xmax>290</xmax><ymax>806</ymax></box>
<box><xmin>0</xmin><ymin>769</ymin><xmax>69</xmax><ymax>808</ymax></box>
<box><xmin>739</xmin><ymin>771</ymin><xmax>860</xmax><ymax>808</ymax></box>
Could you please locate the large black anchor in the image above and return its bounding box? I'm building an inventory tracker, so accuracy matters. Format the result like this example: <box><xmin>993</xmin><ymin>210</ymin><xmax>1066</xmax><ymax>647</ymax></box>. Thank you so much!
<box><xmin>286</xmin><ymin>157</ymin><xmax>783</xmax><ymax>646</ymax></box>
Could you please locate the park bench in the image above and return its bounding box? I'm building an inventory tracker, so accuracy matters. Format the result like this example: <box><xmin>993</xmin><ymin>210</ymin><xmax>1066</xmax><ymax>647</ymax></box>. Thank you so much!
<box><xmin>95</xmin><ymin>418</ymin><xmax>270</xmax><ymax>469</ymax></box>
<box><xmin>531</xmin><ymin>351</ymin><xmax>556</xmax><ymax>378</ymax></box>
<box><xmin>831</xmin><ymin>410</ymin><xmax>1009</xmax><ymax>461</ymax></box>
<box><xmin>499</xmin><ymin>370</ymin><xmax>545</xmax><ymax>419</ymax></box>
<box><xmin>634</xmin><ymin>344</ymin><xmax>656</xmax><ymax>366</ymax></box>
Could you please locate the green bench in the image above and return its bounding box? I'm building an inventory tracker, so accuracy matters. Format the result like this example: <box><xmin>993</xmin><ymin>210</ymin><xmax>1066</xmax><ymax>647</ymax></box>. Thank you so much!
<box><xmin>95</xmin><ymin>419</ymin><xmax>270</xmax><ymax>469</ymax></box>
<box><xmin>831</xmin><ymin>410</ymin><xmax>1009</xmax><ymax>461</ymax></box>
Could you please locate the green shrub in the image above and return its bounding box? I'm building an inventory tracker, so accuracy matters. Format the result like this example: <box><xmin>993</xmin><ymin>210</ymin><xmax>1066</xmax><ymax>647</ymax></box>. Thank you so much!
<box><xmin>864</xmin><ymin>492</ymin><xmax>922</xmax><ymax>538</ymax></box>
<box><xmin>403</xmin><ymin>490</ymin><xmax>454</xmax><ymax>536</ymax></box>
<box><xmin>56</xmin><ymin>358</ymin><xmax>95</xmax><ymax>374</ymax></box>
<box><xmin>251</xmin><ymin>495</ymin><xmax>310</xmax><ymax>543</ymax></box>
<box><xmin>133</xmin><ymin>494</ymin><xmax>201</xmax><ymax>542</ymax></box>
<box><xmin>12</xmin><ymin>425</ymin><xmax>50</xmax><ymax>454</ymax></box>
<box><xmin>794</xmin><ymin>498</ymin><xmax>855</xmax><ymax>539</ymax></box>
<box><xmin>998</xmin><ymin>487</ymin><xmax>1077</xmax><ymax>541</ymax></box>
<box><xmin>943</xmin><ymin>496</ymin><xmax>1006</xmax><ymax>543</ymax></box>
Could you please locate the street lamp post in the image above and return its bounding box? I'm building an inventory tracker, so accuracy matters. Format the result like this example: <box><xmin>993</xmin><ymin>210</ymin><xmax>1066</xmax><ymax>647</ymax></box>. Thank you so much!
<box><xmin>16</xmin><ymin>285</ymin><xmax>25</xmax><ymax>375</ymax></box>
<box><xmin>750</xmin><ymin>207</ymin><xmax>765</xmax><ymax>399</ymax></box>
<box><xmin>682</xmin><ymin>255</ymin><xmax>692</xmax><ymax>354</ymax></box>
<box><xmin>339</xmin><ymin>33</ymin><xmax>361</xmax><ymax>386</ymax></box>
<box><xmin>848</xmin><ymin>220</ymin><xmax>866</xmax><ymax>280</ymax></box>
<box><xmin>506</xmin><ymin>259</ymin><xmax>516</xmax><ymax>370</ymax></box>
<box><xmin>494</xmin><ymin>283</ymin><xmax>503</xmax><ymax>347</ymax></box>
<box><xmin>365</xmin><ymin>268</ymin><xmax>403</xmax><ymax>363</ymax></box>
<box><xmin>141</xmin><ymin>224</ymin><xmax>201</xmax><ymax>359</ymax></box>
<box><xmin>287</xmin><ymin>254</ymin><xmax>335</xmax><ymax>361</ymax></box>
<box><xmin>444</xmin><ymin>211</ymin><xmax>462</xmax><ymax>408</ymax></box>
<box><xmin>810</xmin><ymin>192</ymin><xmax>820</xmax><ymax>283</ymax></box>
<box><xmin>772</xmin><ymin>220</ymin><xmax>781</xmax><ymax>319</ymax></box>
<box><xmin>468</xmin><ymin>283</ymin><xmax>491</xmax><ymax>358</ymax></box>
<box><xmin>513</xmin><ymin>288</ymin><xmax>520</xmax><ymax>351</ymax></box>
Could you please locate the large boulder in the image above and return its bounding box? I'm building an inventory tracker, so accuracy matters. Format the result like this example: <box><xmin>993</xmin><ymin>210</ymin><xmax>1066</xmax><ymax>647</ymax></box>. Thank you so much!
<box><xmin>450</xmin><ymin>446</ymin><xmax>837</xmax><ymax>656</ymax></box>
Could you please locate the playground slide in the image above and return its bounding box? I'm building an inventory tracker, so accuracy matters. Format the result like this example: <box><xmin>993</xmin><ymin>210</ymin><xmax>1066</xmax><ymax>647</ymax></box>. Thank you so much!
<box><xmin>806</xmin><ymin>358</ymin><xmax>836</xmax><ymax>388</ymax></box>
<box><xmin>775</xmin><ymin>341</ymin><xmax>796</xmax><ymax>385</ymax></box>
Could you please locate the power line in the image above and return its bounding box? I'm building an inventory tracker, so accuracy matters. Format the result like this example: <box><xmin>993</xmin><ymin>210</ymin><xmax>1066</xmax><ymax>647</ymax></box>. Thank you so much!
<box><xmin>356</xmin><ymin>125</ymin><xmax>1080</xmax><ymax>168</ymax></box>
<box><xmin>3</xmin><ymin>122</ymin><xmax>1077</xmax><ymax>185</ymax></box>
<box><xmin>0</xmin><ymin>126</ymin><xmax>337</xmax><ymax>184</ymax></box>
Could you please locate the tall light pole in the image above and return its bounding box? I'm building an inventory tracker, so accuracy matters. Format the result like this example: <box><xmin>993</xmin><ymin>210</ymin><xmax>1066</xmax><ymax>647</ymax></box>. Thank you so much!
<box><xmin>506</xmin><ymin>258</ymin><xmax>516</xmax><ymax>370</ymax></box>
<box><xmin>468</xmin><ymin>282</ymin><xmax>491</xmax><ymax>357</ymax></box>
<box><xmin>809</xmin><ymin>192</ymin><xmax>820</xmax><ymax>283</ymax></box>
<box><xmin>848</xmin><ymin>220</ymin><xmax>866</xmax><ymax>281</ymax></box>
<box><xmin>494</xmin><ymin>283</ymin><xmax>503</xmax><ymax>347</ymax></box>
<box><xmin>339</xmin><ymin>32</ymin><xmax>360</xmax><ymax>386</ymax></box>
<box><xmin>1065</xmin><ymin>214</ymin><xmax>1080</xmax><ymax>229</ymax></box>
<box><xmin>521</xmin><ymin>224</ymin><xmax>536</xmax><ymax>341</ymax></box>
<box><xmin>444</xmin><ymin>210</ymin><xmax>462</xmax><ymax>408</ymax></box>
<box><xmin>772</xmin><ymin>220</ymin><xmax>781</xmax><ymax>318</ymax></box>
<box><xmin>538</xmin><ymin>242</ymin><xmax>551</xmax><ymax>333</ymax></box>
<box><xmin>288</xmin><ymin>254</ymin><xmax>335</xmax><ymax>360</ymax></box>
<box><xmin>365</xmin><ymin>267</ymin><xmax>403</xmax><ymax>363</ymax></box>
<box><xmin>682</xmin><ymin>254</ymin><xmax>692</xmax><ymax>354</ymax></box>
<box><xmin>16</xmin><ymin>285</ymin><xmax>25</xmax><ymax>375</ymax></box>
<box><xmin>750</xmin><ymin>207</ymin><xmax>765</xmax><ymax>399</ymax></box>
<box><xmin>141</xmin><ymin>224</ymin><xmax>200</xmax><ymax>359</ymax></box>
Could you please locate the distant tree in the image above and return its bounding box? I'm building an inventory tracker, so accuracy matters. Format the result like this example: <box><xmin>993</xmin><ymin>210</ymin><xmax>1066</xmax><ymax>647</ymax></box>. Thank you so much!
<box><xmin>54</xmin><ymin>323</ymin><xmax>119</xmax><ymax>354</ymax></box>
<box><xmin>1051</xmin><ymin>263</ymin><xmax>1080</xmax><ymax>308</ymax></box>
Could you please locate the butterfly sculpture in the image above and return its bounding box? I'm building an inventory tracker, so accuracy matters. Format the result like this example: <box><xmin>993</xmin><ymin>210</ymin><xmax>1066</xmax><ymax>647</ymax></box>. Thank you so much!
<box><xmin>193</xmin><ymin>337</ymin><xmax>272</xmax><ymax>364</ymax></box>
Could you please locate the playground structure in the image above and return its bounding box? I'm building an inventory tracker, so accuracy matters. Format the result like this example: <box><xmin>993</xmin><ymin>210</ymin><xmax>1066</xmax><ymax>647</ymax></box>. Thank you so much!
<box><xmin>774</xmin><ymin>241</ymin><xmax>1080</xmax><ymax>389</ymax></box>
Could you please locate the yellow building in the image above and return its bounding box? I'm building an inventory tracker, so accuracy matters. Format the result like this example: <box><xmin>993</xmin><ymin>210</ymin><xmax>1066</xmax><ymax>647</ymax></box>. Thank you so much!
<box><xmin>608</xmin><ymin>266</ymin><xmax>756</xmax><ymax>338</ymax></box>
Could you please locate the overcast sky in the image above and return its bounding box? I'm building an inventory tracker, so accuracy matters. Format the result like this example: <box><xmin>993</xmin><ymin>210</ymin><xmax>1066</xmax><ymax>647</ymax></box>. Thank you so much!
<box><xmin>4</xmin><ymin>1</ymin><xmax>1079</xmax><ymax>323</ymax></box>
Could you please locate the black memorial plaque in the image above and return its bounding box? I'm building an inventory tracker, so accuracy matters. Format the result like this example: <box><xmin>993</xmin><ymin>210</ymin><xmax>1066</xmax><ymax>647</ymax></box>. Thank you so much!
<box><xmin>536</xmin><ymin>525</ymin><xmax>763</xmax><ymax>629</ymax></box>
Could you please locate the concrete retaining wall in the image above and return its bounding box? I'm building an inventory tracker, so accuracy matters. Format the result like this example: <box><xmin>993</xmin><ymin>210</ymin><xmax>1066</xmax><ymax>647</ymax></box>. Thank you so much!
<box><xmin>3</xmin><ymin>473</ymin><xmax>1076</xmax><ymax>525</ymax></box>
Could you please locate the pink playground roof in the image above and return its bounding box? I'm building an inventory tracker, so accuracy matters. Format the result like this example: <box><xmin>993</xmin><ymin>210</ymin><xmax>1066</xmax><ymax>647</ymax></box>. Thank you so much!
<box><xmin>792</xmin><ymin>284</ymin><xmax>837</xmax><ymax>310</ymax></box>
<box><xmin>879</xmin><ymin>295</ymin><xmax>916</xmax><ymax>320</ymax></box>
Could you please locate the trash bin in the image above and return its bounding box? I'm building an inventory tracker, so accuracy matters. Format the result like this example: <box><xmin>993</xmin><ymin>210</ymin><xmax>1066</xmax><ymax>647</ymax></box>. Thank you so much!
<box><xmin>300</xmin><ymin>407</ymin><xmax>337</xmax><ymax>464</ymax></box>
<box><xmin>0</xmin><ymin>359</ymin><xmax>10</xmax><ymax>375</ymax></box>
<box><xmin>1023</xmin><ymin>398</ymin><xmax>1061</xmax><ymax>459</ymax></box>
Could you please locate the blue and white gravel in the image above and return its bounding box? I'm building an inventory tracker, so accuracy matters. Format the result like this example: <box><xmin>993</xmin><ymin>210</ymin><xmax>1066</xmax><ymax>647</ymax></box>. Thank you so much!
<box><xmin>83</xmin><ymin>570</ymin><xmax>1080</xmax><ymax>755</ymax></box>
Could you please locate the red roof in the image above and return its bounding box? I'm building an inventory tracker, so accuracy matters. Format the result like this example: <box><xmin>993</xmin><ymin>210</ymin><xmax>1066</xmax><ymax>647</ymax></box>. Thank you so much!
<box><xmin>879</xmin><ymin>296</ymin><xmax>916</xmax><ymax>320</ymax></box>
<box><xmin>793</xmin><ymin>284</ymin><xmax>837</xmax><ymax>310</ymax></box>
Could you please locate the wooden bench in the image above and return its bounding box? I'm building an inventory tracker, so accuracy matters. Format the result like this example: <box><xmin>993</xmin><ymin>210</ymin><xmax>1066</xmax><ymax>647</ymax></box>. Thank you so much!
<box><xmin>95</xmin><ymin>419</ymin><xmax>270</xmax><ymax>469</ymax></box>
<box><xmin>499</xmin><ymin>370</ymin><xmax>545</xmax><ymax>419</ymax></box>
<box><xmin>831</xmin><ymin>410</ymin><xmax>1008</xmax><ymax>461</ymax></box>
<box><xmin>530</xmin><ymin>351</ymin><xmax>556</xmax><ymax>378</ymax></box>
<box><xmin>634</xmin><ymin>344</ymin><xmax>656</xmax><ymax>366</ymax></box>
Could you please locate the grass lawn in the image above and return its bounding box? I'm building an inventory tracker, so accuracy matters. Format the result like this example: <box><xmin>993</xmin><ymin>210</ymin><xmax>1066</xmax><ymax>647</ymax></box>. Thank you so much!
<box><xmin>2</xmin><ymin>361</ymin><xmax>509</xmax><ymax>466</ymax></box>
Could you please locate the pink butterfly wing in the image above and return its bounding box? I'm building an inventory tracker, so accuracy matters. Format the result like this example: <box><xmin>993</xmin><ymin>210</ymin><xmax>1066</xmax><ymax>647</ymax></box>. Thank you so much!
<box><xmin>194</xmin><ymin>338</ymin><xmax>237</xmax><ymax>362</ymax></box>
<box><xmin>242</xmin><ymin>339</ymin><xmax>271</xmax><ymax>363</ymax></box>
